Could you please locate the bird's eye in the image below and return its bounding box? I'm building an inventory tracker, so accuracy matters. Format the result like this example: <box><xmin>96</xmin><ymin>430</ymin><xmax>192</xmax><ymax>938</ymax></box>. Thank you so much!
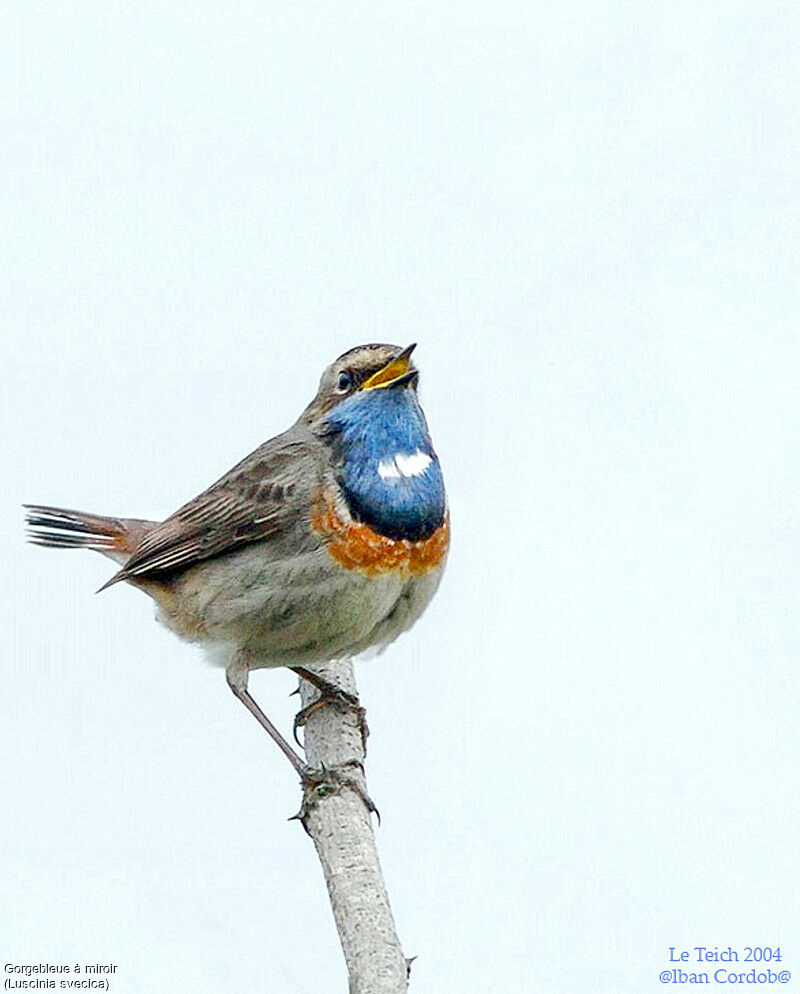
<box><xmin>336</xmin><ymin>370</ymin><xmax>353</xmax><ymax>393</ymax></box>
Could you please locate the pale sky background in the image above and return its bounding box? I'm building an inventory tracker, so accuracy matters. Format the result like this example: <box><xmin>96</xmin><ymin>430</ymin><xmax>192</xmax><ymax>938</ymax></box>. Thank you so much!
<box><xmin>3</xmin><ymin>3</ymin><xmax>800</xmax><ymax>992</ymax></box>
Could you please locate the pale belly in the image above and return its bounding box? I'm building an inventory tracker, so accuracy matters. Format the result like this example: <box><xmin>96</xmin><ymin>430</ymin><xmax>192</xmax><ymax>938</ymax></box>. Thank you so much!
<box><xmin>148</xmin><ymin>542</ymin><xmax>444</xmax><ymax>669</ymax></box>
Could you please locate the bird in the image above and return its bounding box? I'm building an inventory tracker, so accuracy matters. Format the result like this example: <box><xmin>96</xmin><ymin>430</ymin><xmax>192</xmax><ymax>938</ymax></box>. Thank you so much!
<box><xmin>25</xmin><ymin>343</ymin><xmax>449</xmax><ymax>777</ymax></box>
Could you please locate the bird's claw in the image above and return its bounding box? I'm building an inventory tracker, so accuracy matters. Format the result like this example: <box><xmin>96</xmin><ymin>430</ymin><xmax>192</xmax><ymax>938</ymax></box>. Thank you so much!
<box><xmin>288</xmin><ymin>761</ymin><xmax>380</xmax><ymax>829</ymax></box>
<box><xmin>292</xmin><ymin>688</ymin><xmax>370</xmax><ymax>752</ymax></box>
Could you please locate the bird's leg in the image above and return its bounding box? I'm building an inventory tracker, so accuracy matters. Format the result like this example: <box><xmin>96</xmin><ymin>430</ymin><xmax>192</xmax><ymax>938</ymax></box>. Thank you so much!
<box><xmin>290</xmin><ymin>665</ymin><xmax>369</xmax><ymax>751</ymax></box>
<box><xmin>225</xmin><ymin>658</ymin><xmax>376</xmax><ymax>826</ymax></box>
<box><xmin>225</xmin><ymin>657</ymin><xmax>308</xmax><ymax>778</ymax></box>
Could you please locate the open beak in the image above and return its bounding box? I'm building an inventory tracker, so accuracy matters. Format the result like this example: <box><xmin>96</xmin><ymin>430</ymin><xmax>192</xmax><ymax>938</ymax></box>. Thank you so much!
<box><xmin>361</xmin><ymin>343</ymin><xmax>418</xmax><ymax>391</ymax></box>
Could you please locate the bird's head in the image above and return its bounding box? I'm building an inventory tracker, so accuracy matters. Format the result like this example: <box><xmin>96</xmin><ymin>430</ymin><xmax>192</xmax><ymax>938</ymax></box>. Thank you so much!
<box><xmin>302</xmin><ymin>343</ymin><xmax>419</xmax><ymax>423</ymax></box>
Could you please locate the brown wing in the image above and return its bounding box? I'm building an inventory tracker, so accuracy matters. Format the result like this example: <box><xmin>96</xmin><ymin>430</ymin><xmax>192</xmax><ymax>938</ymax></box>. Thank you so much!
<box><xmin>101</xmin><ymin>429</ymin><xmax>322</xmax><ymax>589</ymax></box>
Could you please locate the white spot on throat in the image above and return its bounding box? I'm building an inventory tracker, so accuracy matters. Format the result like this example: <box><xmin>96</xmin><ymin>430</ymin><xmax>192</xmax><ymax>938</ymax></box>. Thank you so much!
<box><xmin>377</xmin><ymin>449</ymin><xmax>433</xmax><ymax>480</ymax></box>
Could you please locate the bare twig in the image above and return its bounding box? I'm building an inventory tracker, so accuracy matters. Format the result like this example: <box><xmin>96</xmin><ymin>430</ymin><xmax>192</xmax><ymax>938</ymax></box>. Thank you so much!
<box><xmin>295</xmin><ymin>659</ymin><xmax>408</xmax><ymax>994</ymax></box>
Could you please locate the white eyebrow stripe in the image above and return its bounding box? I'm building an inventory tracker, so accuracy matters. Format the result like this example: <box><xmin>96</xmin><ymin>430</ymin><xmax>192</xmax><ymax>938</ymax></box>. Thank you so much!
<box><xmin>377</xmin><ymin>449</ymin><xmax>433</xmax><ymax>480</ymax></box>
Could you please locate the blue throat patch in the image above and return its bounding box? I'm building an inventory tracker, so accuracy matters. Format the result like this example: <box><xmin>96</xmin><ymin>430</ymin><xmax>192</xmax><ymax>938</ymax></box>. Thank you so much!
<box><xmin>325</xmin><ymin>386</ymin><xmax>446</xmax><ymax>541</ymax></box>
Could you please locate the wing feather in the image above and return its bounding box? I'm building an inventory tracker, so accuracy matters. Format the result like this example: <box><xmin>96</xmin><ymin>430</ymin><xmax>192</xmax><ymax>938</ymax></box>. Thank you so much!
<box><xmin>102</xmin><ymin>431</ymin><xmax>322</xmax><ymax>588</ymax></box>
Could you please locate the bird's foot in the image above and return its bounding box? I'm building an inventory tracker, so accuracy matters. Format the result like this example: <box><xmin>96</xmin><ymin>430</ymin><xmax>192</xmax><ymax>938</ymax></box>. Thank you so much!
<box><xmin>289</xmin><ymin>761</ymin><xmax>380</xmax><ymax>831</ymax></box>
<box><xmin>290</xmin><ymin>668</ymin><xmax>369</xmax><ymax>752</ymax></box>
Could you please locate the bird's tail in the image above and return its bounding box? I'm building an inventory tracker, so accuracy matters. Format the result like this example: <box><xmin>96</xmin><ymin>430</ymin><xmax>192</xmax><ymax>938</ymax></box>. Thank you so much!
<box><xmin>24</xmin><ymin>505</ymin><xmax>151</xmax><ymax>560</ymax></box>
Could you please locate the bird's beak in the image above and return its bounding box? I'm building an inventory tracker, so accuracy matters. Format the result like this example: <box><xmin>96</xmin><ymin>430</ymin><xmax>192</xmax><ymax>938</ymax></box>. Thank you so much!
<box><xmin>361</xmin><ymin>343</ymin><xmax>418</xmax><ymax>391</ymax></box>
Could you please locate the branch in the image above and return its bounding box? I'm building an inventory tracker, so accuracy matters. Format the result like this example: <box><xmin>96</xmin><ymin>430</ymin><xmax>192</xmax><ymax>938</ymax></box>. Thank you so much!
<box><xmin>295</xmin><ymin>660</ymin><xmax>409</xmax><ymax>993</ymax></box>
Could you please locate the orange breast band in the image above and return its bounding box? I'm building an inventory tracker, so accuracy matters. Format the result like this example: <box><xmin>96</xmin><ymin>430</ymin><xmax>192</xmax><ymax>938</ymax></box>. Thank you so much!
<box><xmin>311</xmin><ymin>490</ymin><xmax>449</xmax><ymax>578</ymax></box>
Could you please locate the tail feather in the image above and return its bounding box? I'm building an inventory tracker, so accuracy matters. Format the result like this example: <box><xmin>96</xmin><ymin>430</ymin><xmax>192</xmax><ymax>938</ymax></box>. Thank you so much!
<box><xmin>24</xmin><ymin>505</ymin><xmax>154</xmax><ymax>561</ymax></box>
